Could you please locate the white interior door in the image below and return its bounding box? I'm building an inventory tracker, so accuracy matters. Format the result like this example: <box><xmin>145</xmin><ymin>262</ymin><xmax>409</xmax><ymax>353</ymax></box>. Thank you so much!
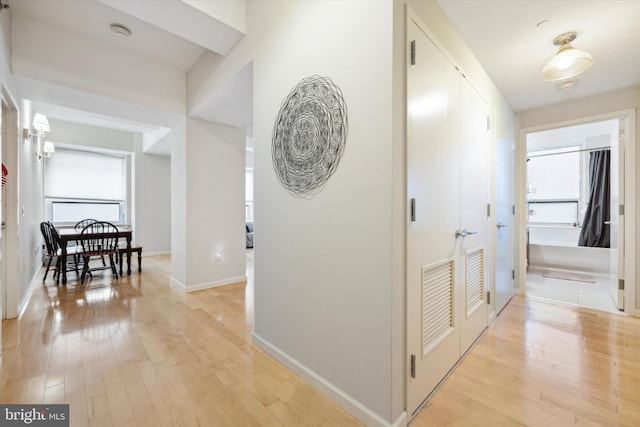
<box><xmin>407</xmin><ymin>20</ymin><xmax>461</xmax><ymax>416</ymax></box>
<box><xmin>459</xmin><ymin>79</ymin><xmax>489</xmax><ymax>351</ymax></box>
<box><xmin>407</xmin><ymin>18</ymin><xmax>489</xmax><ymax>416</ymax></box>
<box><xmin>495</xmin><ymin>136</ymin><xmax>515</xmax><ymax>313</ymax></box>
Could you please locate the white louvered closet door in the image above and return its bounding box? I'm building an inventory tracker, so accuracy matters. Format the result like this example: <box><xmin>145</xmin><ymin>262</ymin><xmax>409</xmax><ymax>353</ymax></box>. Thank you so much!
<box><xmin>406</xmin><ymin>18</ymin><xmax>462</xmax><ymax>417</ymax></box>
<box><xmin>407</xmin><ymin>12</ymin><xmax>489</xmax><ymax>418</ymax></box>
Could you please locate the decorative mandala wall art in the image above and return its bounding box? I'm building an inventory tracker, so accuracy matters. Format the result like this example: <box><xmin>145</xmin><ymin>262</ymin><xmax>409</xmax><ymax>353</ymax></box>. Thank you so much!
<box><xmin>271</xmin><ymin>75</ymin><xmax>348</xmax><ymax>197</ymax></box>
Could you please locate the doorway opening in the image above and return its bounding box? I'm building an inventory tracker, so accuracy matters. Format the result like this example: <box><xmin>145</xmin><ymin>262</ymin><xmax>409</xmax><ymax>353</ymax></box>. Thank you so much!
<box><xmin>519</xmin><ymin>111</ymin><xmax>635</xmax><ymax>314</ymax></box>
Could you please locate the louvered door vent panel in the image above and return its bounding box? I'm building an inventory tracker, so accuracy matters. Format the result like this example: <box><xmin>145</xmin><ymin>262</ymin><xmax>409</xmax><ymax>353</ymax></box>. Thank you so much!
<box><xmin>422</xmin><ymin>258</ymin><xmax>455</xmax><ymax>355</ymax></box>
<box><xmin>465</xmin><ymin>247</ymin><xmax>485</xmax><ymax>317</ymax></box>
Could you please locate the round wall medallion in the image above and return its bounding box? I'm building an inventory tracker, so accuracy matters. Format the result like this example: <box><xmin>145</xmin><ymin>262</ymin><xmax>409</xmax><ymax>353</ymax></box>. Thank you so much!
<box><xmin>272</xmin><ymin>75</ymin><xmax>348</xmax><ymax>197</ymax></box>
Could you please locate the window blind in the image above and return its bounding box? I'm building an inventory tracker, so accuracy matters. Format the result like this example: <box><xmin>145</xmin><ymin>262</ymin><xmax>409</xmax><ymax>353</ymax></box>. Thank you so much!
<box><xmin>44</xmin><ymin>148</ymin><xmax>125</xmax><ymax>201</ymax></box>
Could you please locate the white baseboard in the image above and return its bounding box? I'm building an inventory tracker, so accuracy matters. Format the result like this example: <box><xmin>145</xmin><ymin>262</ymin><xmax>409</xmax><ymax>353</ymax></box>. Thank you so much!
<box><xmin>252</xmin><ymin>332</ymin><xmax>407</xmax><ymax>427</ymax></box>
<box><xmin>392</xmin><ymin>411</ymin><xmax>408</xmax><ymax>427</ymax></box>
<box><xmin>141</xmin><ymin>250</ymin><xmax>170</xmax><ymax>257</ymax></box>
<box><xmin>169</xmin><ymin>276</ymin><xmax>185</xmax><ymax>292</ymax></box>
<box><xmin>19</xmin><ymin>267</ymin><xmax>44</xmax><ymax>319</ymax></box>
<box><xmin>178</xmin><ymin>275</ymin><xmax>246</xmax><ymax>293</ymax></box>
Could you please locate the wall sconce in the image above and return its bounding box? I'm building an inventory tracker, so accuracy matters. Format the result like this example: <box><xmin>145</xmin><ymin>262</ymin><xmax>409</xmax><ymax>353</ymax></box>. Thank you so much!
<box><xmin>33</xmin><ymin>113</ymin><xmax>50</xmax><ymax>135</ymax></box>
<box><xmin>23</xmin><ymin>113</ymin><xmax>52</xmax><ymax>160</ymax></box>
<box><xmin>42</xmin><ymin>141</ymin><xmax>56</xmax><ymax>158</ymax></box>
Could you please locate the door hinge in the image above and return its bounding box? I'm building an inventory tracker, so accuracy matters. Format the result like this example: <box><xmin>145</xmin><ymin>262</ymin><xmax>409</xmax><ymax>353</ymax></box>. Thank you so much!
<box><xmin>487</xmin><ymin>116</ymin><xmax>491</xmax><ymax>130</ymax></box>
<box><xmin>410</xmin><ymin>198</ymin><xmax>416</xmax><ymax>222</ymax></box>
<box><xmin>618</xmin><ymin>279</ymin><xmax>625</xmax><ymax>311</ymax></box>
<box><xmin>487</xmin><ymin>203</ymin><xmax>491</xmax><ymax>217</ymax></box>
<box><xmin>410</xmin><ymin>40</ymin><xmax>416</xmax><ymax>65</ymax></box>
<box><xmin>619</xmin><ymin>204</ymin><xmax>625</xmax><ymax>215</ymax></box>
<box><xmin>487</xmin><ymin>290</ymin><xmax>491</xmax><ymax>305</ymax></box>
<box><xmin>410</xmin><ymin>354</ymin><xmax>416</xmax><ymax>378</ymax></box>
<box><xmin>512</xmin><ymin>269</ymin><xmax>515</xmax><ymax>280</ymax></box>
<box><xmin>512</xmin><ymin>205</ymin><xmax>516</xmax><ymax>215</ymax></box>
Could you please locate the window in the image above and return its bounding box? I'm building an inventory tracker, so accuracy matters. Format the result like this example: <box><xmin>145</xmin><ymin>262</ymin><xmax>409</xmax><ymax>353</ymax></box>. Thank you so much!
<box><xmin>44</xmin><ymin>148</ymin><xmax>128</xmax><ymax>225</ymax></box>
<box><xmin>526</xmin><ymin>147</ymin><xmax>580</xmax><ymax>225</ymax></box>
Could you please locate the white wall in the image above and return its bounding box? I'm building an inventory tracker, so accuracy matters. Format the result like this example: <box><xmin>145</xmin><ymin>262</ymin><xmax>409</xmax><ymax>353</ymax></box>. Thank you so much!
<box><xmin>17</xmin><ymin>103</ymin><xmax>45</xmax><ymax>316</ymax></box>
<box><xmin>184</xmin><ymin>118</ymin><xmax>245</xmax><ymax>289</ymax></box>
<box><xmin>517</xmin><ymin>86</ymin><xmax>640</xmax><ymax>310</ymax></box>
<box><xmin>202</xmin><ymin>1</ymin><xmax>397</xmax><ymax>424</ymax></box>
<box><xmin>169</xmin><ymin>118</ymin><xmax>245</xmax><ymax>291</ymax></box>
<box><xmin>134</xmin><ymin>136</ymin><xmax>171</xmax><ymax>255</ymax></box>
<box><xmin>46</xmin><ymin>118</ymin><xmax>134</xmax><ymax>153</ymax></box>
<box><xmin>170</xmin><ymin>121</ymin><xmax>187</xmax><ymax>287</ymax></box>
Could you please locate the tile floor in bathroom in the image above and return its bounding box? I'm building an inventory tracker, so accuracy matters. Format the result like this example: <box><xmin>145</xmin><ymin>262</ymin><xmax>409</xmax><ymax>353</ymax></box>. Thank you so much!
<box><xmin>526</xmin><ymin>270</ymin><xmax>621</xmax><ymax>314</ymax></box>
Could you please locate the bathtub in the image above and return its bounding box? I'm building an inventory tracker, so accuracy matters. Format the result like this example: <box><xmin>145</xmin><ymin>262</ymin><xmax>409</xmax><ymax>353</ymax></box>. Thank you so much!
<box><xmin>527</xmin><ymin>225</ymin><xmax>612</xmax><ymax>276</ymax></box>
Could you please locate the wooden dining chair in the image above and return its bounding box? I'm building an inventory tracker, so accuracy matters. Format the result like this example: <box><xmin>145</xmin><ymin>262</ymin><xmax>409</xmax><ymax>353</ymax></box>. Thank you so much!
<box><xmin>74</xmin><ymin>218</ymin><xmax>106</xmax><ymax>267</ymax></box>
<box><xmin>74</xmin><ymin>218</ymin><xmax>99</xmax><ymax>231</ymax></box>
<box><xmin>79</xmin><ymin>221</ymin><xmax>120</xmax><ymax>283</ymax></box>
<box><xmin>40</xmin><ymin>221</ymin><xmax>81</xmax><ymax>282</ymax></box>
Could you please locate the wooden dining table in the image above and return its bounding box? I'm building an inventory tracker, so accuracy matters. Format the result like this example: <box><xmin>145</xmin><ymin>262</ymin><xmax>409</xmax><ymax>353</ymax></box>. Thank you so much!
<box><xmin>58</xmin><ymin>229</ymin><xmax>133</xmax><ymax>285</ymax></box>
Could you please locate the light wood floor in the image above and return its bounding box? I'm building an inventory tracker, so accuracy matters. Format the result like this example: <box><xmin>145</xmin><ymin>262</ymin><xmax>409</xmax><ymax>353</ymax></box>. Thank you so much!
<box><xmin>2</xmin><ymin>255</ymin><xmax>640</xmax><ymax>426</ymax></box>
<box><xmin>412</xmin><ymin>296</ymin><xmax>640</xmax><ymax>426</ymax></box>
<box><xmin>1</xmin><ymin>255</ymin><xmax>362</xmax><ymax>426</ymax></box>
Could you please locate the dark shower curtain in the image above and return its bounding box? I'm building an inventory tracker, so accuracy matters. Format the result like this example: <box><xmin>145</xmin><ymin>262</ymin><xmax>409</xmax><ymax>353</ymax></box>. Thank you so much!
<box><xmin>578</xmin><ymin>149</ymin><xmax>610</xmax><ymax>247</ymax></box>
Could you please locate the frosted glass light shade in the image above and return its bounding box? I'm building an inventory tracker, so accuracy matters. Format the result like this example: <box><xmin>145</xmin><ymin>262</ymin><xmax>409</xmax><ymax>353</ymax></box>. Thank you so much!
<box><xmin>32</xmin><ymin>113</ymin><xmax>50</xmax><ymax>133</ymax></box>
<box><xmin>43</xmin><ymin>141</ymin><xmax>55</xmax><ymax>157</ymax></box>
<box><xmin>542</xmin><ymin>43</ymin><xmax>593</xmax><ymax>81</ymax></box>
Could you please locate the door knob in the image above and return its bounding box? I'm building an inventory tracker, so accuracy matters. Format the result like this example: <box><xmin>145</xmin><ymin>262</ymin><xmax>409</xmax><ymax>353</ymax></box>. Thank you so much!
<box><xmin>496</xmin><ymin>222</ymin><xmax>507</xmax><ymax>228</ymax></box>
<box><xmin>455</xmin><ymin>228</ymin><xmax>478</xmax><ymax>238</ymax></box>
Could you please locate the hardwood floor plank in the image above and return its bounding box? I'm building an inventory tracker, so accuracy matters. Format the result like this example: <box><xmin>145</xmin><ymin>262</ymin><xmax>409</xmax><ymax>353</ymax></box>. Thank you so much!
<box><xmin>119</xmin><ymin>360</ymin><xmax>161</xmax><ymax>427</ymax></box>
<box><xmin>43</xmin><ymin>382</ymin><xmax>66</xmax><ymax>404</ymax></box>
<box><xmin>100</xmin><ymin>354</ymin><xmax>137</xmax><ymax>427</ymax></box>
<box><xmin>86</xmin><ymin>392</ymin><xmax>113</xmax><ymax>427</ymax></box>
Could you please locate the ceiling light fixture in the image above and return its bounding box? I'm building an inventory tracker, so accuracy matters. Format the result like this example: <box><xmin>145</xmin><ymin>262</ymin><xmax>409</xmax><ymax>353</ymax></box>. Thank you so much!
<box><xmin>110</xmin><ymin>23</ymin><xmax>132</xmax><ymax>37</ymax></box>
<box><xmin>542</xmin><ymin>32</ymin><xmax>593</xmax><ymax>81</ymax></box>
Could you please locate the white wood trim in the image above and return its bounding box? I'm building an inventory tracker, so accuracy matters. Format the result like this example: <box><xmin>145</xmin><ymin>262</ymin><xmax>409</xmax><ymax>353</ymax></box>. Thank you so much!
<box><xmin>623</xmin><ymin>110</ymin><xmax>636</xmax><ymax>314</ymax></box>
<box><xmin>2</xmin><ymin>89</ymin><xmax>19</xmax><ymax>319</ymax></box>
<box><xmin>183</xmin><ymin>275</ymin><xmax>246</xmax><ymax>293</ymax></box>
<box><xmin>140</xmin><ymin>250</ymin><xmax>170</xmax><ymax>257</ymax></box>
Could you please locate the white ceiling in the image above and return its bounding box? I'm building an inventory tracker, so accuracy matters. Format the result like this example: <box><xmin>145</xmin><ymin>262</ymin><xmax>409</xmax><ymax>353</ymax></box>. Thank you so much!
<box><xmin>437</xmin><ymin>0</ymin><xmax>640</xmax><ymax>112</ymax></box>
<box><xmin>9</xmin><ymin>0</ymin><xmax>208</xmax><ymax>71</ymax></box>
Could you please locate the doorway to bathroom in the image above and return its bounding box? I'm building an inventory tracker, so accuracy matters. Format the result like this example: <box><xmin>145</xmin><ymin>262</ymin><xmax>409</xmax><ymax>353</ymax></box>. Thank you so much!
<box><xmin>521</xmin><ymin>112</ymin><xmax>635</xmax><ymax>314</ymax></box>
